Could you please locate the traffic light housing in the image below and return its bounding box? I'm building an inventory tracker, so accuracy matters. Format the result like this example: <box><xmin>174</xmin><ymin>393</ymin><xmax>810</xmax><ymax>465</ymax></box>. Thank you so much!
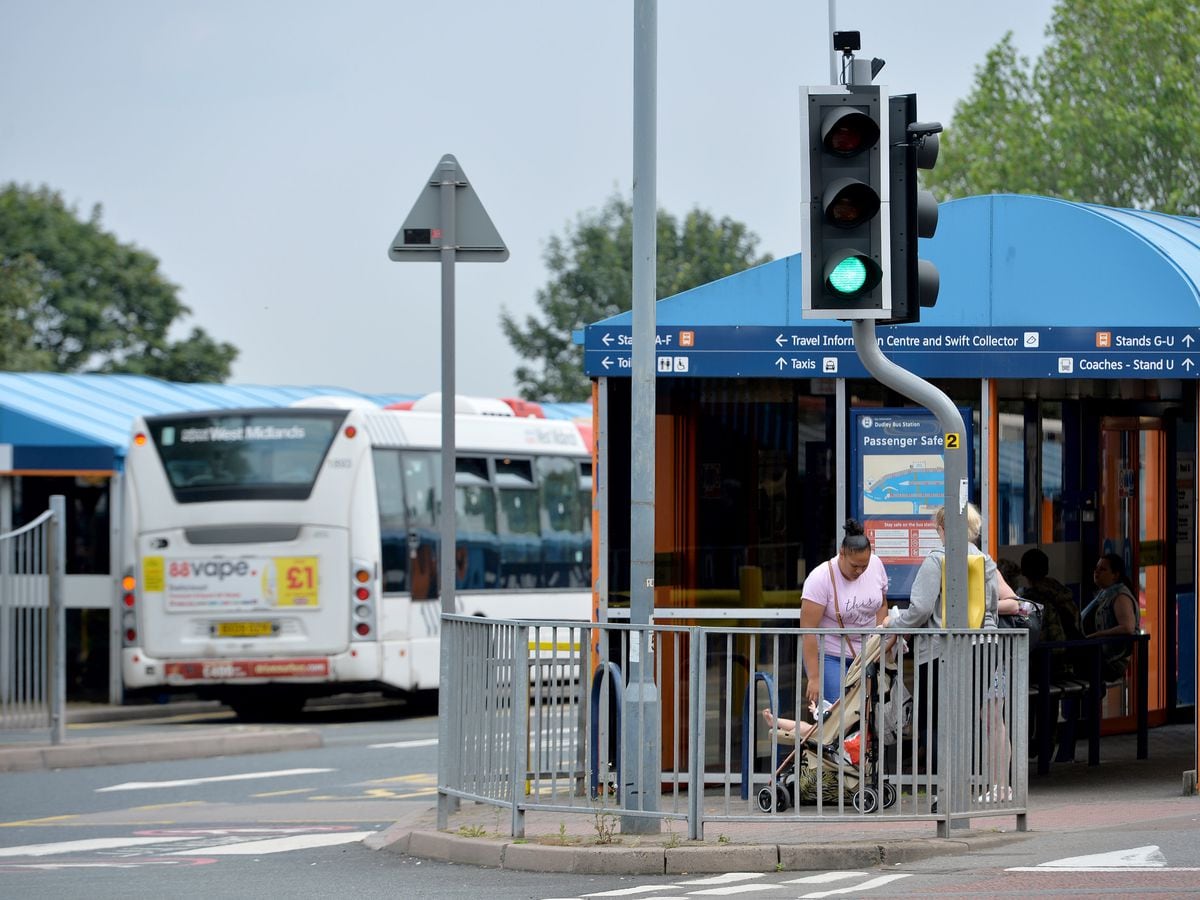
<box><xmin>884</xmin><ymin>94</ymin><xmax>941</xmax><ymax>324</ymax></box>
<box><xmin>801</xmin><ymin>85</ymin><xmax>890</xmax><ymax>320</ymax></box>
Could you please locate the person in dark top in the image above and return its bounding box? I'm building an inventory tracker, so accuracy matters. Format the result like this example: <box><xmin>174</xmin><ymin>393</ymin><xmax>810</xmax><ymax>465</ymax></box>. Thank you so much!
<box><xmin>1021</xmin><ymin>548</ymin><xmax>1083</xmax><ymax>678</ymax></box>
<box><xmin>1081</xmin><ymin>552</ymin><xmax>1141</xmax><ymax>680</ymax></box>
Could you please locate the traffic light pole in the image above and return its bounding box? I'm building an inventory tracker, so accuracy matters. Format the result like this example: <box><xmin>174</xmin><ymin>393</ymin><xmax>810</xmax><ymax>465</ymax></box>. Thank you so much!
<box><xmin>849</xmin><ymin>319</ymin><xmax>969</xmax><ymax>625</ymax></box>
<box><xmin>624</xmin><ymin>0</ymin><xmax>660</xmax><ymax>836</ymax></box>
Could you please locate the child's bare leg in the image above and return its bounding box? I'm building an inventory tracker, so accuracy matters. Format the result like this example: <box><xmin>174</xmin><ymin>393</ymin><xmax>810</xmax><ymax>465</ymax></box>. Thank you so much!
<box><xmin>761</xmin><ymin>708</ymin><xmax>796</xmax><ymax>731</ymax></box>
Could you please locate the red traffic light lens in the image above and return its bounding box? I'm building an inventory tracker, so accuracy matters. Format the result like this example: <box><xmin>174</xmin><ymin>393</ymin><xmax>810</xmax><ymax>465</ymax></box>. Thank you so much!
<box><xmin>822</xmin><ymin>178</ymin><xmax>880</xmax><ymax>229</ymax></box>
<box><xmin>821</xmin><ymin>109</ymin><xmax>880</xmax><ymax>158</ymax></box>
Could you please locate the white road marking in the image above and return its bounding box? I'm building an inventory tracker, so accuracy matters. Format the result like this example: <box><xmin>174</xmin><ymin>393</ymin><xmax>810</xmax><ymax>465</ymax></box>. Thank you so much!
<box><xmin>369</xmin><ymin>738</ymin><xmax>438</xmax><ymax>749</ymax></box>
<box><xmin>573</xmin><ymin>871</ymin><xmax>909</xmax><ymax>900</ymax></box>
<box><xmin>800</xmin><ymin>874</ymin><xmax>911</xmax><ymax>897</ymax></box>
<box><xmin>1031</xmin><ymin>845</ymin><xmax>1167</xmax><ymax>868</ymax></box>
<box><xmin>1008</xmin><ymin>844</ymin><xmax>1200</xmax><ymax>872</ymax></box>
<box><xmin>0</xmin><ymin>836</ymin><xmax>195</xmax><ymax>857</ymax></box>
<box><xmin>783</xmin><ymin>872</ymin><xmax>868</xmax><ymax>884</ymax></box>
<box><xmin>170</xmin><ymin>831</ymin><xmax>373</xmax><ymax>855</ymax></box>
<box><xmin>96</xmin><ymin>767</ymin><xmax>332</xmax><ymax>791</ymax></box>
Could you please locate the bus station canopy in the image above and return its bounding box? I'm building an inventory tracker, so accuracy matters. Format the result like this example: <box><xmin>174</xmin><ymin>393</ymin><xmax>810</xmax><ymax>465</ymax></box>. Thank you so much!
<box><xmin>0</xmin><ymin>373</ymin><xmax>591</xmax><ymax>474</ymax></box>
<box><xmin>593</xmin><ymin>194</ymin><xmax>1200</xmax><ymax>328</ymax></box>
<box><xmin>582</xmin><ymin>194</ymin><xmax>1200</xmax><ymax>381</ymax></box>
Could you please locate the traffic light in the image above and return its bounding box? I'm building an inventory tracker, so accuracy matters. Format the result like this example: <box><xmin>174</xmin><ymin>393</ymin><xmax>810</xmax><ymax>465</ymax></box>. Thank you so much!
<box><xmin>884</xmin><ymin>94</ymin><xmax>941</xmax><ymax>324</ymax></box>
<box><xmin>801</xmin><ymin>85</ymin><xmax>890</xmax><ymax>320</ymax></box>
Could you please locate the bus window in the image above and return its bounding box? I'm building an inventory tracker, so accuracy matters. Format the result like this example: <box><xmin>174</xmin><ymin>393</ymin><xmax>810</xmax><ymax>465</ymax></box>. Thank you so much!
<box><xmin>374</xmin><ymin>448</ymin><xmax>408</xmax><ymax>593</ymax></box>
<box><xmin>537</xmin><ymin>456</ymin><xmax>587</xmax><ymax>588</ymax></box>
<box><xmin>402</xmin><ymin>450</ymin><xmax>441</xmax><ymax>600</ymax></box>
<box><xmin>496</xmin><ymin>457</ymin><xmax>540</xmax><ymax>589</ymax></box>
<box><xmin>149</xmin><ymin>412</ymin><xmax>344</xmax><ymax>502</ymax></box>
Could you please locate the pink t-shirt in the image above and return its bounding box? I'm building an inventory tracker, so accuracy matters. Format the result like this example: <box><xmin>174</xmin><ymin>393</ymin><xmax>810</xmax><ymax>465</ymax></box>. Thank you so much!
<box><xmin>802</xmin><ymin>555</ymin><xmax>889</xmax><ymax>656</ymax></box>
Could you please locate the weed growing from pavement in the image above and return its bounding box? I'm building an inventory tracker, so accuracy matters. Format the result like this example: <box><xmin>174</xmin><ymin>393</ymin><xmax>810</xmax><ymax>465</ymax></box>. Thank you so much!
<box><xmin>591</xmin><ymin>805</ymin><xmax>618</xmax><ymax>844</ymax></box>
<box><xmin>456</xmin><ymin>825</ymin><xmax>487</xmax><ymax>838</ymax></box>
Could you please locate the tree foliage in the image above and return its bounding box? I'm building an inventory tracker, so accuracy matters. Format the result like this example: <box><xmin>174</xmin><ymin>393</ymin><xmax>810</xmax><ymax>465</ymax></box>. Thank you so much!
<box><xmin>502</xmin><ymin>195</ymin><xmax>772</xmax><ymax>401</ymax></box>
<box><xmin>0</xmin><ymin>184</ymin><xmax>238</xmax><ymax>381</ymax></box>
<box><xmin>926</xmin><ymin>0</ymin><xmax>1200</xmax><ymax>215</ymax></box>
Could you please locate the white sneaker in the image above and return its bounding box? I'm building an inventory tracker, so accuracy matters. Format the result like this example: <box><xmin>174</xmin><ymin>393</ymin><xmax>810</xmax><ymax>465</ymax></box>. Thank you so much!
<box><xmin>977</xmin><ymin>785</ymin><xmax>1014</xmax><ymax>803</ymax></box>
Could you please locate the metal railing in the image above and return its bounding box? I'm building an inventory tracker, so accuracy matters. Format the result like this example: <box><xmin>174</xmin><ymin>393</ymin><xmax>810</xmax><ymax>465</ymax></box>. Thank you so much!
<box><xmin>0</xmin><ymin>496</ymin><xmax>66</xmax><ymax>743</ymax></box>
<box><xmin>438</xmin><ymin>614</ymin><xmax>1029</xmax><ymax>838</ymax></box>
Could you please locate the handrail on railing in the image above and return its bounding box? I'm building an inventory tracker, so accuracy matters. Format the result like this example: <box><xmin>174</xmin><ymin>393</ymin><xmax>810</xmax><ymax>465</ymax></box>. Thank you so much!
<box><xmin>589</xmin><ymin>661</ymin><xmax>623</xmax><ymax>799</ymax></box>
<box><xmin>0</xmin><ymin>508</ymin><xmax>54</xmax><ymax>543</ymax></box>
<box><xmin>740</xmin><ymin>670</ymin><xmax>778</xmax><ymax>799</ymax></box>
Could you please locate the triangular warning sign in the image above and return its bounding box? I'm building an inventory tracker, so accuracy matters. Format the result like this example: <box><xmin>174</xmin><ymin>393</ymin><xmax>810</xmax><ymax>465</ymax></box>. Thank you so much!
<box><xmin>388</xmin><ymin>154</ymin><xmax>508</xmax><ymax>262</ymax></box>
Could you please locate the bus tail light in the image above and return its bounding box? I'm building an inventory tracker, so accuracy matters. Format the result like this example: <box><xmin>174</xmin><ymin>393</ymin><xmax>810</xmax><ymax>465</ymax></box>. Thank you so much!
<box><xmin>120</xmin><ymin>569</ymin><xmax>138</xmax><ymax>646</ymax></box>
<box><xmin>350</xmin><ymin>560</ymin><xmax>376</xmax><ymax>641</ymax></box>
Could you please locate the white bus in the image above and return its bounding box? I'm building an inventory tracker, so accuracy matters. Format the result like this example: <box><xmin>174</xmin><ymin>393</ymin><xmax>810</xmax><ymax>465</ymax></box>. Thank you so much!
<box><xmin>119</xmin><ymin>396</ymin><xmax>593</xmax><ymax>718</ymax></box>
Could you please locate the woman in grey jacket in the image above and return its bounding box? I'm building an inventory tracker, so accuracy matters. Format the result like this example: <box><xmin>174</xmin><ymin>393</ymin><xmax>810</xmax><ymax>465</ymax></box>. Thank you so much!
<box><xmin>887</xmin><ymin>503</ymin><xmax>1010</xmax><ymax>783</ymax></box>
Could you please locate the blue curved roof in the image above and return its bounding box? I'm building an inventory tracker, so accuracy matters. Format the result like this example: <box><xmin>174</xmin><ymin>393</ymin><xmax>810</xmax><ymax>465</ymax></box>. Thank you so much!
<box><xmin>592</xmin><ymin>194</ymin><xmax>1200</xmax><ymax>328</ymax></box>
<box><xmin>0</xmin><ymin>373</ymin><xmax>414</xmax><ymax>471</ymax></box>
<box><xmin>0</xmin><ymin>373</ymin><xmax>591</xmax><ymax>473</ymax></box>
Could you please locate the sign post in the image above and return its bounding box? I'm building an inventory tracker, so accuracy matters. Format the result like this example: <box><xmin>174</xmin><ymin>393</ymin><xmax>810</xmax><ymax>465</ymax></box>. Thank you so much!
<box><xmin>389</xmin><ymin>154</ymin><xmax>507</xmax><ymax>830</ymax></box>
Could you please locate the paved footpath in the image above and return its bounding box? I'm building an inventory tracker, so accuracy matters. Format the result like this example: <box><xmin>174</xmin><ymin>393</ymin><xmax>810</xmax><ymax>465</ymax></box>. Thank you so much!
<box><xmin>372</xmin><ymin>724</ymin><xmax>1199</xmax><ymax>874</ymax></box>
<box><xmin>3</xmin><ymin>703</ymin><xmax>1196</xmax><ymax>874</ymax></box>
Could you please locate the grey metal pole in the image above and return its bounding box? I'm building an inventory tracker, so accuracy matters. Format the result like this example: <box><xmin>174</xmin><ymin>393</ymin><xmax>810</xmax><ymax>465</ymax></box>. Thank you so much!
<box><xmin>48</xmin><ymin>494</ymin><xmax>65</xmax><ymax>745</ymax></box>
<box><xmin>436</xmin><ymin>156</ymin><xmax>458</xmax><ymax>830</ymax></box>
<box><xmin>850</xmin><ymin>321</ymin><xmax>968</xmax><ymax>622</ymax></box>
<box><xmin>623</xmin><ymin>0</ymin><xmax>661</xmax><ymax>835</ymax></box>
<box><xmin>835</xmin><ymin>378</ymin><xmax>847</xmax><ymax>537</ymax></box>
<box><xmin>438</xmin><ymin>157</ymin><xmax>458</xmax><ymax>621</ymax></box>
<box><xmin>851</xmin><ymin>320</ymin><xmax>968</xmax><ymax>825</ymax></box>
<box><xmin>827</xmin><ymin>0</ymin><xmax>838</xmax><ymax>83</ymax></box>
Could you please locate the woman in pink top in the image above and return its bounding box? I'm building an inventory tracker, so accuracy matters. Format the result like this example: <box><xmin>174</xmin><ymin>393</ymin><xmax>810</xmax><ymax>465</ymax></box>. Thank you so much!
<box><xmin>800</xmin><ymin>518</ymin><xmax>889</xmax><ymax>707</ymax></box>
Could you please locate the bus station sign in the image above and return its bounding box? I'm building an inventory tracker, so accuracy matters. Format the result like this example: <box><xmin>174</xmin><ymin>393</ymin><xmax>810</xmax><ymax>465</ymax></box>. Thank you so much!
<box><xmin>582</xmin><ymin>325</ymin><xmax>1200</xmax><ymax>379</ymax></box>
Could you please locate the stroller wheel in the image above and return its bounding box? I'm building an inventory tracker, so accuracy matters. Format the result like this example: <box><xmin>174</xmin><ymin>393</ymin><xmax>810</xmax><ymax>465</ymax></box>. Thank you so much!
<box><xmin>778</xmin><ymin>784</ymin><xmax>792</xmax><ymax>812</ymax></box>
<box><xmin>883</xmin><ymin>782</ymin><xmax>898</xmax><ymax>809</ymax></box>
<box><xmin>852</xmin><ymin>786</ymin><xmax>880</xmax><ymax>814</ymax></box>
<box><xmin>757</xmin><ymin>786</ymin><xmax>775</xmax><ymax>813</ymax></box>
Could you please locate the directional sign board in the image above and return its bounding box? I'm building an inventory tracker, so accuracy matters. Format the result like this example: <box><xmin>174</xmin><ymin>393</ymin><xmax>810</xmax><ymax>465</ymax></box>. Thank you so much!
<box><xmin>388</xmin><ymin>154</ymin><xmax>508</xmax><ymax>262</ymax></box>
<box><xmin>583</xmin><ymin>325</ymin><xmax>1200</xmax><ymax>379</ymax></box>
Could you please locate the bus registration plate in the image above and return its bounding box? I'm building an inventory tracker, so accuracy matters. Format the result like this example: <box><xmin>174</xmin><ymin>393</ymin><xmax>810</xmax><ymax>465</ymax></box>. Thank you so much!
<box><xmin>216</xmin><ymin>621</ymin><xmax>274</xmax><ymax>638</ymax></box>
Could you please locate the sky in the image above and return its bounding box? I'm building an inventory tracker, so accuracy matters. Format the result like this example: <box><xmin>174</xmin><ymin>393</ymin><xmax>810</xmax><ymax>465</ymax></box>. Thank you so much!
<box><xmin>1</xmin><ymin>1</ymin><xmax>1057</xmax><ymax>399</ymax></box>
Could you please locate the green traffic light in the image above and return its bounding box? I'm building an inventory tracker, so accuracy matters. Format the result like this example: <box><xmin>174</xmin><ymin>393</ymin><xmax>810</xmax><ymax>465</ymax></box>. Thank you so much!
<box><xmin>828</xmin><ymin>255</ymin><xmax>868</xmax><ymax>295</ymax></box>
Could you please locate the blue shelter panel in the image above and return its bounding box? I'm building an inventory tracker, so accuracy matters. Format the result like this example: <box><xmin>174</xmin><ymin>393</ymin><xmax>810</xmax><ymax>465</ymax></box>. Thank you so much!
<box><xmin>14</xmin><ymin>445</ymin><xmax>114</xmax><ymax>472</ymax></box>
<box><xmin>591</xmin><ymin>194</ymin><xmax>1200</xmax><ymax>334</ymax></box>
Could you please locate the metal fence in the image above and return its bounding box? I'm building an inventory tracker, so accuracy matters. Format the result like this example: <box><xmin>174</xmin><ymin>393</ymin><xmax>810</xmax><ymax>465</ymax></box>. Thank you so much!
<box><xmin>438</xmin><ymin>614</ymin><xmax>1029</xmax><ymax>839</ymax></box>
<box><xmin>0</xmin><ymin>496</ymin><xmax>66</xmax><ymax>743</ymax></box>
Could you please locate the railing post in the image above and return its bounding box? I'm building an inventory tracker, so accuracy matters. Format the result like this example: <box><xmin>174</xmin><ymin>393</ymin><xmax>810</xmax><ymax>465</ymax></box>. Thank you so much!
<box><xmin>687</xmin><ymin>627</ymin><xmax>702</xmax><ymax>840</ymax></box>
<box><xmin>437</xmin><ymin>616</ymin><xmax>456</xmax><ymax>830</ymax></box>
<box><xmin>511</xmin><ymin>623</ymin><xmax>529</xmax><ymax>838</ymax></box>
<box><xmin>48</xmin><ymin>495</ymin><xmax>66</xmax><ymax>745</ymax></box>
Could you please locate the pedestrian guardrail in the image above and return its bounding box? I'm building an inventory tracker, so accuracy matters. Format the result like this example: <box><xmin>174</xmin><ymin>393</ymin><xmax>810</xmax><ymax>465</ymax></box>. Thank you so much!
<box><xmin>0</xmin><ymin>496</ymin><xmax>66</xmax><ymax>743</ymax></box>
<box><xmin>437</xmin><ymin>614</ymin><xmax>1029</xmax><ymax>839</ymax></box>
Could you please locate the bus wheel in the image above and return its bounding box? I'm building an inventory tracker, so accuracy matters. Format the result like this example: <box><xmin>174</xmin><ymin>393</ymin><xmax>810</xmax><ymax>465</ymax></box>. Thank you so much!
<box><xmin>227</xmin><ymin>691</ymin><xmax>305</xmax><ymax>722</ymax></box>
<box><xmin>407</xmin><ymin>689</ymin><xmax>439</xmax><ymax>716</ymax></box>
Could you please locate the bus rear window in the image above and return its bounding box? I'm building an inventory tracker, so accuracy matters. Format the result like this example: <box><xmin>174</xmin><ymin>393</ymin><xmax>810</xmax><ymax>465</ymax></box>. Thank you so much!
<box><xmin>148</xmin><ymin>411</ymin><xmax>346</xmax><ymax>502</ymax></box>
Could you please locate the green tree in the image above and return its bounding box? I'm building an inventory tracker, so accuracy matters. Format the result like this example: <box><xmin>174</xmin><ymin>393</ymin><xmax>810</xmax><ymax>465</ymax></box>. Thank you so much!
<box><xmin>502</xmin><ymin>195</ymin><xmax>771</xmax><ymax>401</ymax></box>
<box><xmin>0</xmin><ymin>183</ymin><xmax>238</xmax><ymax>381</ymax></box>
<box><xmin>0</xmin><ymin>252</ymin><xmax>55</xmax><ymax>370</ymax></box>
<box><xmin>926</xmin><ymin>0</ymin><xmax>1200</xmax><ymax>215</ymax></box>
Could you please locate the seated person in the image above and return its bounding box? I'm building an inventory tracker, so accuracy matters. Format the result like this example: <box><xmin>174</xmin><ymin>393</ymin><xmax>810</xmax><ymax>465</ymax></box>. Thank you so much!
<box><xmin>761</xmin><ymin>702</ymin><xmax>828</xmax><ymax>742</ymax></box>
<box><xmin>1081</xmin><ymin>552</ymin><xmax>1141</xmax><ymax>680</ymax></box>
<box><xmin>1021</xmin><ymin>548</ymin><xmax>1084</xmax><ymax>678</ymax></box>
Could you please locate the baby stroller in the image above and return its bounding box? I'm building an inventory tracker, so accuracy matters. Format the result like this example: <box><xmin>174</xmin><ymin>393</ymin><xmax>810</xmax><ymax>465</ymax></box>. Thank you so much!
<box><xmin>757</xmin><ymin>633</ymin><xmax>900</xmax><ymax>814</ymax></box>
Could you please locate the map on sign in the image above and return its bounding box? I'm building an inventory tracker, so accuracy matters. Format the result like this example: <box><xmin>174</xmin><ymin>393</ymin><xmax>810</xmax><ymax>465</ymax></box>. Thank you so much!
<box><xmin>851</xmin><ymin>408</ymin><xmax>973</xmax><ymax>599</ymax></box>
